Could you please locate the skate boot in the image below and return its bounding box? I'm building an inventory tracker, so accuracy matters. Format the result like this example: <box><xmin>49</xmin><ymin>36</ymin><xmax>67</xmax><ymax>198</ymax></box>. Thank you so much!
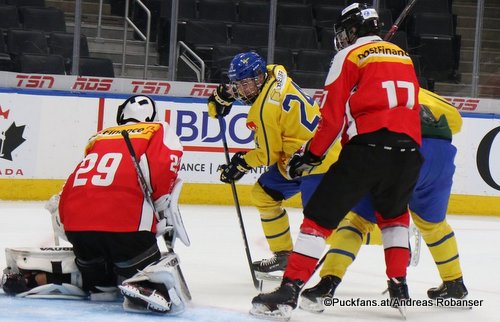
<box><xmin>252</xmin><ymin>251</ymin><xmax>290</xmax><ymax>281</ymax></box>
<box><xmin>119</xmin><ymin>281</ymin><xmax>171</xmax><ymax>314</ymax></box>
<box><xmin>387</xmin><ymin>277</ymin><xmax>409</xmax><ymax>318</ymax></box>
<box><xmin>299</xmin><ymin>275</ymin><xmax>342</xmax><ymax>313</ymax></box>
<box><xmin>250</xmin><ymin>278</ymin><xmax>303</xmax><ymax>321</ymax></box>
<box><xmin>427</xmin><ymin>277</ymin><xmax>468</xmax><ymax>300</ymax></box>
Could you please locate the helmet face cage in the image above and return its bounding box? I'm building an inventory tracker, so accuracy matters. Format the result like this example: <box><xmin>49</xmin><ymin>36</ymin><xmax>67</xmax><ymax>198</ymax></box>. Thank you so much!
<box><xmin>116</xmin><ymin>95</ymin><xmax>157</xmax><ymax>125</ymax></box>
<box><xmin>228</xmin><ymin>52</ymin><xmax>267</xmax><ymax>105</ymax></box>
<box><xmin>334</xmin><ymin>3</ymin><xmax>379</xmax><ymax>51</ymax></box>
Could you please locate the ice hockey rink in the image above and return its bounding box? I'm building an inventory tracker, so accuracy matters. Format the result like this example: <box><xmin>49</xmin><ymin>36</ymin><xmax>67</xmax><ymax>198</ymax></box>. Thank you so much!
<box><xmin>0</xmin><ymin>201</ymin><xmax>499</xmax><ymax>322</ymax></box>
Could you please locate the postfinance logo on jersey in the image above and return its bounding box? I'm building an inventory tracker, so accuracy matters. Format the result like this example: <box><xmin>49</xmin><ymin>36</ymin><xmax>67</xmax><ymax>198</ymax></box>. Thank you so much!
<box><xmin>99</xmin><ymin>124</ymin><xmax>161</xmax><ymax>140</ymax></box>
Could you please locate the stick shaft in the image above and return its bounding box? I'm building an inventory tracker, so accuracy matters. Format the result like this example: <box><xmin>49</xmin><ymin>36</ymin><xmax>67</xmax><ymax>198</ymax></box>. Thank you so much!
<box><xmin>218</xmin><ymin>117</ymin><xmax>261</xmax><ymax>290</ymax></box>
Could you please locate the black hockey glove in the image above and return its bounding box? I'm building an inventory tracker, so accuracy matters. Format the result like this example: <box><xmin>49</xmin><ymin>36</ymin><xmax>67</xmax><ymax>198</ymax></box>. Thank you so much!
<box><xmin>220</xmin><ymin>152</ymin><xmax>252</xmax><ymax>183</ymax></box>
<box><xmin>208</xmin><ymin>83</ymin><xmax>235</xmax><ymax>118</ymax></box>
<box><xmin>286</xmin><ymin>142</ymin><xmax>324</xmax><ymax>179</ymax></box>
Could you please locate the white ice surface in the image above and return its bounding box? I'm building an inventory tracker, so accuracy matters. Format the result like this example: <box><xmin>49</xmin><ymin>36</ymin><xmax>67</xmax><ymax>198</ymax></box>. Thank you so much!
<box><xmin>0</xmin><ymin>201</ymin><xmax>499</xmax><ymax>322</ymax></box>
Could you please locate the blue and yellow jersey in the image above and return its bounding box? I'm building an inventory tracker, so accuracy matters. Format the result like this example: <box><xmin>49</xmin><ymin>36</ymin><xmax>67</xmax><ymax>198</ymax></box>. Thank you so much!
<box><xmin>418</xmin><ymin>88</ymin><xmax>462</xmax><ymax>138</ymax></box>
<box><xmin>243</xmin><ymin>64</ymin><xmax>340</xmax><ymax>177</ymax></box>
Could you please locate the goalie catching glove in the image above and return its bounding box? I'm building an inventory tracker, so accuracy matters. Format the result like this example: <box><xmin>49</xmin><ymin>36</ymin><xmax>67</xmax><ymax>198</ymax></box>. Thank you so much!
<box><xmin>286</xmin><ymin>141</ymin><xmax>324</xmax><ymax>179</ymax></box>
<box><xmin>207</xmin><ymin>83</ymin><xmax>235</xmax><ymax>118</ymax></box>
<box><xmin>220</xmin><ymin>152</ymin><xmax>252</xmax><ymax>183</ymax></box>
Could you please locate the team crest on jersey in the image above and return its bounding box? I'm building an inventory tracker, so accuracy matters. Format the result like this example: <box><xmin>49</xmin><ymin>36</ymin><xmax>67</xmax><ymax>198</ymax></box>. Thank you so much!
<box><xmin>246</xmin><ymin>121</ymin><xmax>257</xmax><ymax>131</ymax></box>
<box><xmin>0</xmin><ymin>105</ymin><xmax>26</xmax><ymax>161</ymax></box>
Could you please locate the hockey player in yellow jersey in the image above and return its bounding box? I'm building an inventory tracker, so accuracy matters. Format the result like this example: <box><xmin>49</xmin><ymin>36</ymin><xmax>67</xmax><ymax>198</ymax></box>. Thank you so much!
<box><xmin>207</xmin><ymin>51</ymin><xmax>340</xmax><ymax>279</ymax></box>
<box><xmin>299</xmin><ymin>88</ymin><xmax>469</xmax><ymax>313</ymax></box>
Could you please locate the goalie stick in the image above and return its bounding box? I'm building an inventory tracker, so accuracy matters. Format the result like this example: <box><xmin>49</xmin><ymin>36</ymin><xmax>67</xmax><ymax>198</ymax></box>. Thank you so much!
<box><xmin>384</xmin><ymin>0</ymin><xmax>418</xmax><ymax>41</ymax></box>
<box><xmin>121</xmin><ymin>130</ymin><xmax>192</xmax><ymax>301</ymax></box>
<box><xmin>218</xmin><ymin>116</ymin><xmax>263</xmax><ymax>291</ymax></box>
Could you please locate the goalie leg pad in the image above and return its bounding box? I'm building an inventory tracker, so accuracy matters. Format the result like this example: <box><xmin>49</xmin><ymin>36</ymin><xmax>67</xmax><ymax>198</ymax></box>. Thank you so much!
<box><xmin>119</xmin><ymin>253</ymin><xmax>185</xmax><ymax>314</ymax></box>
<box><xmin>5</xmin><ymin>247</ymin><xmax>78</xmax><ymax>274</ymax></box>
<box><xmin>2</xmin><ymin>247</ymin><xmax>86</xmax><ymax>299</ymax></box>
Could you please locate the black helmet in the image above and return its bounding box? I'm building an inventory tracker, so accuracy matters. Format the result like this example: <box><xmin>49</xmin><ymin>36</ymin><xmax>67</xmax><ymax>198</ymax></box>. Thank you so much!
<box><xmin>334</xmin><ymin>2</ymin><xmax>380</xmax><ymax>51</ymax></box>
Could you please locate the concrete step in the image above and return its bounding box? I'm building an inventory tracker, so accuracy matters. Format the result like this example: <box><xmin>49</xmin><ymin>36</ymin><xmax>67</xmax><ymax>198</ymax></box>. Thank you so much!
<box><xmin>46</xmin><ymin>0</ymin><xmax>112</xmax><ymax>16</ymax></box>
<box><xmin>457</xmin><ymin>15</ymin><xmax>500</xmax><ymax>30</ymax></box>
<box><xmin>460</xmin><ymin>49</ymin><xmax>500</xmax><ymax>62</ymax></box>
<box><xmin>67</xmin><ymin>23</ymin><xmax>135</xmax><ymax>40</ymax></box>
<box><xmin>459</xmin><ymin>60</ymin><xmax>500</xmax><ymax>74</ymax></box>
<box><xmin>87</xmin><ymin>37</ymin><xmax>157</xmax><ymax>54</ymax></box>
<box><xmin>453</xmin><ymin>3</ymin><xmax>500</xmax><ymax>19</ymax></box>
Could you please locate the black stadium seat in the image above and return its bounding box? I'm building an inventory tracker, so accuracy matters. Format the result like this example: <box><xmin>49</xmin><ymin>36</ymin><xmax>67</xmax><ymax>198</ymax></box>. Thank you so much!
<box><xmin>78</xmin><ymin>57</ymin><xmax>115</xmax><ymax>77</ymax></box>
<box><xmin>49</xmin><ymin>32</ymin><xmax>90</xmax><ymax>72</ymax></box>
<box><xmin>230</xmin><ymin>23</ymin><xmax>268</xmax><ymax>47</ymax></box>
<box><xmin>277</xmin><ymin>3</ymin><xmax>314</xmax><ymax>26</ymax></box>
<box><xmin>295</xmin><ymin>49</ymin><xmax>334</xmax><ymax>72</ymax></box>
<box><xmin>6</xmin><ymin>0</ymin><xmax>45</xmax><ymax>7</ymax></box>
<box><xmin>238</xmin><ymin>1</ymin><xmax>270</xmax><ymax>24</ymax></box>
<box><xmin>0</xmin><ymin>5</ymin><xmax>21</xmax><ymax>30</ymax></box>
<box><xmin>21</xmin><ymin>7</ymin><xmax>66</xmax><ymax>33</ymax></box>
<box><xmin>18</xmin><ymin>53</ymin><xmax>65</xmax><ymax>74</ymax></box>
<box><xmin>198</xmin><ymin>0</ymin><xmax>237</xmax><ymax>23</ymax></box>
<box><xmin>7</xmin><ymin>28</ymin><xmax>48</xmax><ymax>56</ymax></box>
<box><xmin>276</xmin><ymin>25</ymin><xmax>318</xmax><ymax>50</ymax></box>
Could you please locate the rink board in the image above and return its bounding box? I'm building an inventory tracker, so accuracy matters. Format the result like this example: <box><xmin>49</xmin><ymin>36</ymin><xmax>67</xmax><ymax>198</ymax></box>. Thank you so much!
<box><xmin>0</xmin><ymin>80</ymin><xmax>499</xmax><ymax>215</ymax></box>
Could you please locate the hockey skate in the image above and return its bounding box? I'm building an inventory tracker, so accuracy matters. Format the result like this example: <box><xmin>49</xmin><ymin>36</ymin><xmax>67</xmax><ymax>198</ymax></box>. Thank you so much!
<box><xmin>387</xmin><ymin>277</ymin><xmax>409</xmax><ymax>319</ymax></box>
<box><xmin>428</xmin><ymin>277</ymin><xmax>468</xmax><ymax>300</ymax></box>
<box><xmin>252</xmin><ymin>251</ymin><xmax>290</xmax><ymax>282</ymax></box>
<box><xmin>119</xmin><ymin>281</ymin><xmax>172</xmax><ymax>314</ymax></box>
<box><xmin>299</xmin><ymin>275</ymin><xmax>342</xmax><ymax>313</ymax></box>
<box><xmin>250</xmin><ymin>278</ymin><xmax>303</xmax><ymax>321</ymax></box>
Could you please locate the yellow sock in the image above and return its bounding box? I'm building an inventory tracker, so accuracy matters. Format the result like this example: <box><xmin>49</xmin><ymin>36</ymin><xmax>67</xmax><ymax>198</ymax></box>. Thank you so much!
<box><xmin>252</xmin><ymin>182</ymin><xmax>293</xmax><ymax>252</ymax></box>
<box><xmin>412</xmin><ymin>212</ymin><xmax>463</xmax><ymax>281</ymax></box>
<box><xmin>322</xmin><ymin>212</ymin><xmax>377</xmax><ymax>279</ymax></box>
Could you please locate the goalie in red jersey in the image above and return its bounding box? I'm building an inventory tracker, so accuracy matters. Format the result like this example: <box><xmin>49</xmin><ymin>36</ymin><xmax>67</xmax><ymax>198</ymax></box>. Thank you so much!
<box><xmin>2</xmin><ymin>95</ymin><xmax>189</xmax><ymax>315</ymax></box>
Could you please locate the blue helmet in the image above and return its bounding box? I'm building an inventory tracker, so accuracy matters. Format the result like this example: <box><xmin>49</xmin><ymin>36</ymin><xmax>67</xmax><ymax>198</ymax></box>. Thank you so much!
<box><xmin>228</xmin><ymin>52</ymin><xmax>267</xmax><ymax>104</ymax></box>
<box><xmin>228</xmin><ymin>52</ymin><xmax>267</xmax><ymax>82</ymax></box>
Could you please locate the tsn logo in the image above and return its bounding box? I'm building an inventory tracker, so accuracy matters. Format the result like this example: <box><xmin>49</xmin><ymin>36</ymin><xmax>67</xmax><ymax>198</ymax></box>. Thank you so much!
<box><xmin>131</xmin><ymin>81</ymin><xmax>171</xmax><ymax>95</ymax></box>
<box><xmin>16</xmin><ymin>75</ymin><xmax>55</xmax><ymax>89</ymax></box>
<box><xmin>444</xmin><ymin>97</ymin><xmax>480</xmax><ymax>111</ymax></box>
<box><xmin>72</xmin><ymin>77</ymin><xmax>113</xmax><ymax>91</ymax></box>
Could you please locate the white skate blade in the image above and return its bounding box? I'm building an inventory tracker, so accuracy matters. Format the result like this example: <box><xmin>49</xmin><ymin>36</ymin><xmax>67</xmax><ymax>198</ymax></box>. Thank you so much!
<box><xmin>255</xmin><ymin>271</ymin><xmax>283</xmax><ymax>282</ymax></box>
<box><xmin>249</xmin><ymin>303</ymin><xmax>293</xmax><ymax>321</ymax></box>
<box><xmin>119</xmin><ymin>284</ymin><xmax>170</xmax><ymax>313</ymax></box>
<box><xmin>396</xmin><ymin>305</ymin><xmax>407</xmax><ymax>320</ymax></box>
<box><xmin>298</xmin><ymin>296</ymin><xmax>325</xmax><ymax>313</ymax></box>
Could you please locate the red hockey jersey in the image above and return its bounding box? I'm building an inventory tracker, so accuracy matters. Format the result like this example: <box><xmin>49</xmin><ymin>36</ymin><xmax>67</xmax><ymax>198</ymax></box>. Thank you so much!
<box><xmin>59</xmin><ymin>122</ymin><xmax>183</xmax><ymax>233</ymax></box>
<box><xmin>309</xmin><ymin>36</ymin><xmax>421</xmax><ymax>157</ymax></box>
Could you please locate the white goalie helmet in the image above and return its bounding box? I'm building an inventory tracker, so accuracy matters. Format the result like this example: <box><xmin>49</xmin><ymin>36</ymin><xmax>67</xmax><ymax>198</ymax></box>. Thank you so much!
<box><xmin>116</xmin><ymin>95</ymin><xmax>158</xmax><ymax>125</ymax></box>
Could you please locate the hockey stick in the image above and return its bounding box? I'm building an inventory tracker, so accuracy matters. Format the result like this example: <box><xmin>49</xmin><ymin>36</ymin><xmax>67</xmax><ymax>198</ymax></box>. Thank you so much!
<box><xmin>383</xmin><ymin>0</ymin><xmax>418</xmax><ymax>41</ymax></box>
<box><xmin>218</xmin><ymin>116</ymin><xmax>263</xmax><ymax>291</ymax></box>
<box><xmin>121</xmin><ymin>130</ymin><xmax>192</xmax><ymax>300</ymax></box>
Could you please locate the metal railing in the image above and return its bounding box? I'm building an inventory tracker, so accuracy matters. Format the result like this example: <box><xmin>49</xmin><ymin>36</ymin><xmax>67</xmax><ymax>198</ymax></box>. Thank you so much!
<box><xmin>177</xmin><ymin>41</ymin><xmax>205</xmax><ymax>82</ymax></box>
<box><xmin>121</xmin><ymin>0</ymin><xmax>151</xmax><ymax>79</ymax></box>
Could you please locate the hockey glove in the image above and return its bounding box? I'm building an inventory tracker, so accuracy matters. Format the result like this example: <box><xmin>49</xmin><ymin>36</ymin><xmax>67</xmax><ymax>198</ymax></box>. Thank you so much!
<box><xmin>208</xmin><ymin>83</ymin><xmax>235</xmax><ymax>118</ymax></box>
<box><xmin>286</xmin><ymin>142</ymin><xmax>324</xmax><ymax>179</ymax></box>
<box><xmin>220</xmin><ymin>152</ymin><xmax>252</xmax><ymax>183</ymax></box>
